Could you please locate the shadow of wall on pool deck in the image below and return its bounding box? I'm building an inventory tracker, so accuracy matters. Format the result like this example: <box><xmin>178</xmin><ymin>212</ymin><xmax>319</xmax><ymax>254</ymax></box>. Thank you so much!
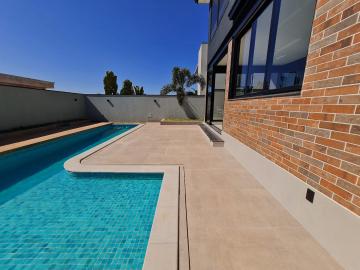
<box><xmin>85</xmin><ymin>95</ymin><xmax>205</xmax><ymax>122</ymax></box>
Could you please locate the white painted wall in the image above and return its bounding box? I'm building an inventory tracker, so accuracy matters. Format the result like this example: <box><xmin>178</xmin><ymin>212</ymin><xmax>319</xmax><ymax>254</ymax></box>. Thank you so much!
<box><xmin>0</xmin><ymin>86</ymin><xmax>206</xmax><ymax>131</ymax></box>
<box><xmin>86</xmin><ymin>95</ymin><xmax>205</xmax><ymax>122</ymax></box>
<box><xmin>0</xmin><ymin>86</ymin><xmax>86</xmax><ymax>132</ymax></box>
<box><xmin>197</xmin><ymin>43</ymin><xmax>208</xmax><ymax>95</ymax></box>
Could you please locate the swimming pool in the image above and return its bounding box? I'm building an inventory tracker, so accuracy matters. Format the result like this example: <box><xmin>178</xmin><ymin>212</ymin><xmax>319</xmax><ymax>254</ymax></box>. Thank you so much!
<box><xmin>0</xmin><ymin>125</ymin><xmax>163</xmax><ymax>269</ymax></box>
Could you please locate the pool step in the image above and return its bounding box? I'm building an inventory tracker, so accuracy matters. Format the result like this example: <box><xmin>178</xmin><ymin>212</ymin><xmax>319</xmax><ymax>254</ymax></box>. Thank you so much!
<box><xmin>199</xmin><ymin>124</ymin><xmax>224</xmax><ymax>147</ymax></box>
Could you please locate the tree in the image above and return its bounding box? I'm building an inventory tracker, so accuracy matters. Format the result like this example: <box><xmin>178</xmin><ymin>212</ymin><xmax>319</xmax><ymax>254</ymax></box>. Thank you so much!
<box><xmin>103</xmin><ymin>71</ymin><xmax>118</xmax><ymax>95</ymax></box>
<box><xmin>120</xmin><ymin>80</ymin><xmax>134</xmax><ymax>95</ymax></box>
<box><xmin>161</xmin><ymin>67</ymin><xmax>205</xmax><ymax>105</ymax></box>
<box><xmin>133</xmin><ymin>86</ymin><xmax>144</xmax><ymax>95</ymax></box>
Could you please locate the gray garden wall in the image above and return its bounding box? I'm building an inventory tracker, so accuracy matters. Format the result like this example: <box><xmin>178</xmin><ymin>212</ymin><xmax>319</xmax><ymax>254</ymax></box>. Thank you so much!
<box><xmin>0</xmin><ymin>85</ymin><xmax>206</xmax><ymax>132</ymax></box>
<box><xmin>85</xmin><ymin>95</ymin><xmax>205</xmax><ymax>122</ymax></box>
<box><xmin>0</xmin><ymin>85</ymin><xmax>86</xmax><ymax>132</ymax></box>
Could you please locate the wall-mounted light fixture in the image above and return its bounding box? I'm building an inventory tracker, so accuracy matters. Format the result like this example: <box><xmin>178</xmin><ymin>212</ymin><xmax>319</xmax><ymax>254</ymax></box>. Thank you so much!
<box><xmin>107</xmin><ymin>99</ymin><xmax>114</xmax><ymax>107</ymax></box>
<box><xmin>154</xmin><ymin>99</ymin><xmax>160</xmax><ymax>108</ymax></box>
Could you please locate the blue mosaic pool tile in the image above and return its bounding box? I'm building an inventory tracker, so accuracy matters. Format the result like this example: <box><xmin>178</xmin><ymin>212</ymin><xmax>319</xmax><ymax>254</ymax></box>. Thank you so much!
<box><xmin>0</xmin><ymin>172</ymin><xmax>162</xmax><ymax>269</ymax></box>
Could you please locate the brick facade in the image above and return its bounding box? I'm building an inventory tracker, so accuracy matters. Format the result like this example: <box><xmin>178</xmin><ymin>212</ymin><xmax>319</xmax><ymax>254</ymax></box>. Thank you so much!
<box><xmin>223</xmin><ymin>0</ymin><xmax>360</xmax><ymax>215</ymax></box>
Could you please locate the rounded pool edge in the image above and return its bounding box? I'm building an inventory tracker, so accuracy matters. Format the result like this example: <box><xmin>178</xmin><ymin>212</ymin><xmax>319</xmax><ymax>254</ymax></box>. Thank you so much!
<box><xmin>63</xmin><ymin>123</ymin><xmax>179</xmax><ymax>270</ymax></box>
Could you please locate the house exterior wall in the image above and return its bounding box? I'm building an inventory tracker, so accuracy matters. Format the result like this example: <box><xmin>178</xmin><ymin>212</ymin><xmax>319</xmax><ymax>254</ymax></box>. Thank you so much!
<box><xmin>223</xmin><ymin>0</ymin><xmax>360</xmax><ymax>215</ymax></box>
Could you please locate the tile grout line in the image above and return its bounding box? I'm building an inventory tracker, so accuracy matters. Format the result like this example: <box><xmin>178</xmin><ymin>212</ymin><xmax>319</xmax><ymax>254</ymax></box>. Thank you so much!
<box><xmin>183</xmin><ymin>166</ymin><xmax>191</xmax><ymax>270</ymax></box>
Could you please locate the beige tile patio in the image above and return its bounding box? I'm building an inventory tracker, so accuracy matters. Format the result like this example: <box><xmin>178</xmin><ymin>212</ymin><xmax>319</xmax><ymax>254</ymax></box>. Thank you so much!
<box><xmin>83</xmin><ymin>123</ymin><xmax>342</xmax><ymax>270</ymax></box>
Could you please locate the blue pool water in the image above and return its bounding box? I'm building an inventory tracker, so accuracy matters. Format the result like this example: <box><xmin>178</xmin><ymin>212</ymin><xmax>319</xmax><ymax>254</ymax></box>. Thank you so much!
<box><xmin>0</xmin><ymin>125</ymin><xmax>163</xmax><ymax>269</ymax></box>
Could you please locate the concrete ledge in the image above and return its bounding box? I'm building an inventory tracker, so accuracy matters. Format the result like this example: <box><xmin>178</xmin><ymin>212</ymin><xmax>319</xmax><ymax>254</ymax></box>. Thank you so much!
<box><xmin>64</xmin><ymin>124</ymin><xmax>179</xmax><ymax>270</ymax></box>
<box><xmin>220</xmin><ymin>131</ymin><xmax>360</xmax><ymax>270</ymax></box>
<box><xmin>160</xmin><ymin>119</ymin><xmax>202</xmax><ymax>125</ymax></box>
<box><xmin>199</xmin><ymin>123</ymin><xmax>224</xmax><ymax>147</ymax></box>
<box><xmin>0</xmin><ymin>122</ymin><xmax>112</xmax><ymax>155</ymax></box>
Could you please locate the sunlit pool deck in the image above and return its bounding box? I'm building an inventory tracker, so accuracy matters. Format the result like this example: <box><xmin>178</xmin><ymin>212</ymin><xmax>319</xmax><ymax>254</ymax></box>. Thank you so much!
<box><xmin>0</xmin><ymin>122</ymin><xmax>350</xmax><ymax>269</ymax></box>
<box><xmin>72</xmin><ymin>122</ymin><xmax>342</xmax><ymax>270</ymax></box>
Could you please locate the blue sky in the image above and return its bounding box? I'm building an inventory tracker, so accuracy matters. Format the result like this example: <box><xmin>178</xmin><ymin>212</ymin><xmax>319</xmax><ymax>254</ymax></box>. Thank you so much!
<box><xmin>0</xmin><ymin>0</ymin><xmax>208</xmax><ymax>94</ymax></box>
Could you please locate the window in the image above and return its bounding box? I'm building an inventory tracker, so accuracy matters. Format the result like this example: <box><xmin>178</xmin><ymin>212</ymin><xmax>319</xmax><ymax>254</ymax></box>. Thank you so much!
<box><xmin>210</xmin><ymin>0</ymin><xmax>219</xmax><ymax>37</ymax></box>
<box><xmin>269</xmin><ymin>0</ymin><xmax>317</xmax><ymax>90</ymax></box>
<box><xmin>234</xmin><ymin>29</ymin><xmax>252</xmax><ymax>96</ymax></box>
<box><xmin>230</xmin><ymin>0</ymin><xmax>316</xmax><ymax>98</ymax></box>
<box><xmin>248</xmin><ymin>2</ymin><xmax>273</xmax><ymax>92</ymax></box>
<box><xmin>210</xmin><ymin>0</ymin><xmax>230</xmax><ymax>38</ymax></box>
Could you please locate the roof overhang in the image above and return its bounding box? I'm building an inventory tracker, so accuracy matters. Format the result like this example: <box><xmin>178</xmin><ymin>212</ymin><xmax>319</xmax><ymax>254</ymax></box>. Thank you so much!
<box><xmin>0</xmin><ymin>73</ymin><xmax>54</xmax><ymax>90</ymax></box>
<box><xmin>228</xmin><ymin>0</ymin><xmax>253</xmax><ymax>20</ymax></box>
<box><xmin>194</xmin><ymin>0</ymin><xmax>210</xmax><ymax>4</ymax></box>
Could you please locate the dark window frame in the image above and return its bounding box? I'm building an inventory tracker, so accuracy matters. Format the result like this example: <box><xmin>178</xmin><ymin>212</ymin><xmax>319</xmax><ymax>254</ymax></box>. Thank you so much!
<box><xmin>210</xmin><ymin>0</ymin><xmax>230</xmax><ymax>39</ymax></box>
<box><xmin>229</xmin><ymin>0</ymin><xmax>314</xmax><ymax>99</ymax></box>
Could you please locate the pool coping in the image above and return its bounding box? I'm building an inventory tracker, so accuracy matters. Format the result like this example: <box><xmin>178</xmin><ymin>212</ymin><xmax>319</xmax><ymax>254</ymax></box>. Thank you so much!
<box><xmin>0</xmin><ymin>122</ymin><xmax>112</xmax><ymax>155</ymax></box>
<box><xmin>64</xmin><ymin>124</ymin><xmax>179</xmax><ymax>270</ymax></box>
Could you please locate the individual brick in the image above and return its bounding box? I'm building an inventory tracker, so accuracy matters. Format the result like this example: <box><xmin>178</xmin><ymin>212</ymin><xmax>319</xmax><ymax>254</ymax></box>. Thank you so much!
<box><xmin>319</xmin><ymin>121</ymin><xmax>351</xmax><ymax>132</ymax></box>
<box><xmin>316</xmin><ymin>136</ymin><xmax>346</xmax><ymax>150</ymax></box>
<box><xmin>322</xmin><ymin>104</ymin><xmax>356</xmax><ymax>113</ymax></box>
<box><xmin>308</xmin><ymin>113</ymin><xmax>335</xmax><ymax>121</ymax></box>
<box><xmin>324</xmin><ymin>85</ymin><xmax>359</xmax><ymax>96</ymax></box>
<box><xmin>339</xmin><ymin>94</ymin><xmax>360</xmax><ymax>104</ymax></box>
<box><xmin>311</xmin><ymin>96</ymin><xmax>339</xmax><ymax>104</ymax></box>
<box><xmin>314</xmin><ymin>77</ymin><xmax>343</xmax><ymax>88</ymax></box>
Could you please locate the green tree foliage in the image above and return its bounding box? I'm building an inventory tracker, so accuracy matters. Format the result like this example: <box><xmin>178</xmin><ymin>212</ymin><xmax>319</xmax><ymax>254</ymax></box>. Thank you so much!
<box><xmin>133</xmin><ymin>86</ymin><xmax>145</xmax><ymax>95</ymax></box>
<box><xmin>161</xmin><ymin>67</ymin><xmax>205</xmax><ymax>105</ymax></box>
<box><xmin>120</xmin><ymin>79</ymin><xmax>134</xmax><ymax>95</ymax></box>
<box><xmin>103</xmin><ymin>71</ymin><xmax>118</xmax><ymax>95</ymax></box>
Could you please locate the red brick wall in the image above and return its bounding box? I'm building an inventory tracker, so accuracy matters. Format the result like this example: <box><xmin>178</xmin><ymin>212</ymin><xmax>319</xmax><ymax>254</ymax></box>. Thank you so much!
<box><xmin>223</xmin><ymin>0</ymin><xmax>360</xmax><ymax>215</ymax></box>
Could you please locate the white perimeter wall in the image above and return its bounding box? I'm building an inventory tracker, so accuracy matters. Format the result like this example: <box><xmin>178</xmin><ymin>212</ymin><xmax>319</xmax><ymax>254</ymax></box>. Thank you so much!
<box><xmin>0</xmin><ymin>85</ymin><xmax>206</xmax><ymax>131</ymax></box>
<box><xmin>0</xmin><ymin>86</ymin><xmax>87</xmax><ymax>132</ymax></box>
<box><xmin>85</xmin><ymin>95</ymin><xmax>205</xmax><ymax>122</ymax></box>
